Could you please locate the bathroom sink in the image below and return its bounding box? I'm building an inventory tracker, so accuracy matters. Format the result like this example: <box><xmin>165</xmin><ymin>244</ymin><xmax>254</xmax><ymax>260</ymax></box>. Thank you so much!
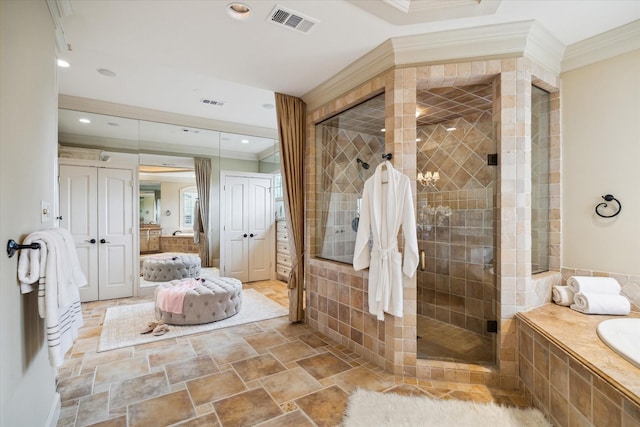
<box><xmin>597</xmin><ymin>318</ymin><xmax>640</xmax><ymax>369</ymax></box>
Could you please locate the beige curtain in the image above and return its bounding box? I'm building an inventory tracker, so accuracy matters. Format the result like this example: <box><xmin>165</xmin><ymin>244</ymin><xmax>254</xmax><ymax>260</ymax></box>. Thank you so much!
<box><xmin>194</xmin><ymin>157</ymin><xmax>211</xmax><ymax>267</ymax></box>
<box><xmin>275</xmin><ymin>93</ymin><xmax>305</xmax><ymax>322</ymax></box>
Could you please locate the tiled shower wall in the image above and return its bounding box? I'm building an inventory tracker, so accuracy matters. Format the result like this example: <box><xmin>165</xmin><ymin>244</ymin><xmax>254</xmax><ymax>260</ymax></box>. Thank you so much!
<box><xmin>305</xmin><ymin>58</ymin><xmax>561</xmax><ymax>387</ymax></box>
<box><xmin>317</xmin><ymin>127</ymin><xmax>383</xmax><ymax>263</ymax></box>
<box><xmin>416</xmin><ymin>111</ymin><xmax>497</xmax><ymax>337</ymax></box>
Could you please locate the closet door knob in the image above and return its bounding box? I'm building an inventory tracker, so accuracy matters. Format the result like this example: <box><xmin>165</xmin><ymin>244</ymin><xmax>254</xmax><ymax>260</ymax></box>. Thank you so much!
<box><xmin>243</xmin><ymin>234</ymin><xmax>248</xmax><ymax>238</ymax></box>
<box><xmin>250</xmin><ymin>233</ymin><xmax>254</xmax><ymax>238</ymax></box>
<box><xmin>100</xmin><ymin>239</ymin><xmax>110</xmax><ymax>244</ymax></box>
<box><xmin>85</xmin><ymin>239</ymin><xmax>96</xmax><ymax>244</ymax></box>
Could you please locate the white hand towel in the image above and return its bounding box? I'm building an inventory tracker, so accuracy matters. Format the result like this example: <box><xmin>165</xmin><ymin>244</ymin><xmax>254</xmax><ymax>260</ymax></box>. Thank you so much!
<box><xmin>570</xmin><ymin>292</ymin><xmax>631</xmax><ymax>315</ymax></box>
<box><xmin>552</xmin><ymin>286</ymin><xmax>575</xmax><ymax>306</ymax></box>
<box><xmin>567</xmin><ymin>276</ymin><xmax>621</xmax><ymax>295</ymax></box>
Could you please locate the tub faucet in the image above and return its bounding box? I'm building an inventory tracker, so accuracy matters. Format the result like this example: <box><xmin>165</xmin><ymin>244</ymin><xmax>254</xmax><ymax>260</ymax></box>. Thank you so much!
<box><xmin>172</xmin><ymin>230</ymin><xmax>182</xmax><ymax>236</ymax></box>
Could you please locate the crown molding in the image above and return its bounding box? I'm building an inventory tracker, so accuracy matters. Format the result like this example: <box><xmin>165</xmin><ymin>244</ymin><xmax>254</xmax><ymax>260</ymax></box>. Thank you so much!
<box><xmin>58</xmin><ymin>95</ymin><xmax>279</xmax><ymax>140</ymax></box>
<box><xmin>303</xmin><ymin>20</ymin><xmax>564</xmax><ymax>112</ymax></box>
<box><xmin>524</xmin><ymin>21</ymin><xmax>565</xmax><ymax>75</ymax></box>
<box><xmin>302</xmin><ymin>40</ymin><xmax>396</xmax><ymax>112</ymax></box>
<box><xmin>562</xmin><ymin>19</ymin><xmax>640</xmax><ymax>73</ymax></box>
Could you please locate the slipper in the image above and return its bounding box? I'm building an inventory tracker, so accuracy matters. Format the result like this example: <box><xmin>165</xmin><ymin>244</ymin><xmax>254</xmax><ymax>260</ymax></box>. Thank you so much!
<box><xmin>140</xmin><ymin>321</ymin><xmax>159</xmax><ymax>334</ymax></box>
<box><xmin>152</xmin><ymin>324</ymin><xmax>170</xmax><ymax>336</ymax></box>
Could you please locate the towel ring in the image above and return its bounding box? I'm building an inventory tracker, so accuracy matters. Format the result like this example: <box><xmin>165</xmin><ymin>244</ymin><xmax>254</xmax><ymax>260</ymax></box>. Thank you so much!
<box><xmin>595</xmin><ymin>194</ymin><xmax>622</xmax><ymax>218</ymax></box>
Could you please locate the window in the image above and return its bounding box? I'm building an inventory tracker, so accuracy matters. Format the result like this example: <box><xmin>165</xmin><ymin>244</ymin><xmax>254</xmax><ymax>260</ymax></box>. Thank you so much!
<box><xmin>180</xmin><ymin>186</ymin><xmax>198</xmax><ymax>229</ymax></box>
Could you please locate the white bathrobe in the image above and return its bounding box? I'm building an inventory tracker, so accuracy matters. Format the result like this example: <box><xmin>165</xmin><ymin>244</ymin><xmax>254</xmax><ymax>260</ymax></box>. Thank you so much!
<box><xmin>353</xmin><ymin>161</ymin><xmax>419</xmax><ymax>320</ymax></box>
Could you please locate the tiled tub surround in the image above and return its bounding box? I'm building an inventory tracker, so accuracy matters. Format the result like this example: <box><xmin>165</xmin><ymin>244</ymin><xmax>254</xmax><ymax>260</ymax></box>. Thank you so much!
<box><xmin>306</xmin><ymin>57</ymin><xmax>561</xmax><ymax>387</ymax></box>
<box><xmin>159</xmin><ymin>235</ymin><xmax>199</xmax><ymax>254</ymax></box>
<box><xmin>416</xmin><ymin>108</ymin><xmax>498</xmax><ymax>362</ymax></box>
<box><xmin>517</xmin><ymin>304</ymin><xmax>640</xmax><ymax>427</ymax></box>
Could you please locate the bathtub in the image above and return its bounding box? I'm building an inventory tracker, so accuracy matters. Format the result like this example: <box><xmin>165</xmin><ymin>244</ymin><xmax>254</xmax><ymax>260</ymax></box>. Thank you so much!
<box><xmin>597</xmin><ymin>318</ymin><xmax>640</xmax><ymax>369</ymax></box>
<box><xmin>159</xmin><ymin>234</ymin><xmax>198</xmax><ymax>253</ymax></box>
<box><xmin>517</xmin><ymin>304</ymin><xmax>640</xmax><ymax>426</ymax></box>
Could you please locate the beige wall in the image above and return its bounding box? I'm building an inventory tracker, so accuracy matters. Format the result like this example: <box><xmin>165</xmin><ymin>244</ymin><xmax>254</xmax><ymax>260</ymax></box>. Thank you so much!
<box><xmin>562</xmin><ymin>50</ymin><xmax>640</xmax><ymax>275</ymax></box>
<box><xmin>159</xmin><ymin>181</ymin><xmax>196</xmax><ymax>234</ymax></box>
<box><xmin>0</xmin><ymin>1</ymin><xmax>60</xmax><ymax>426</ymax></box>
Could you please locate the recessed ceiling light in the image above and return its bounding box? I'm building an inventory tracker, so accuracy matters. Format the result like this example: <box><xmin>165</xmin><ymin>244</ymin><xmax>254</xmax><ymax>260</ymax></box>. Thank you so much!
<box><xmin>380</xmin><ymin>128</ymin><xmax>386</xmax><ymax>132</ymax></box>
<box><xmin>79</xmin><ymin>118</ymin><xmax>91</xmax><ymax>124</ymax></box>
<box><xmin>57</xmin><ymin>59</ymin><xmax>70</xmax><ymax>68</ymax></box>
<box><xmin>241</xmin><ymin>139</ymin><xmax>249</xmax><ymax>144</ymax></box>
<box><xmin>227</xmin><ymin>3</ymin><xmax>251</xmax><ymax>20</ymax></box>
<box><xmin>97</xmin><ymin>68</ymin><xmax>117</xmax><ymax>77</ymax></box>
<box><xmin>416</xmin><ymin>138</ymin><xmax>421</xmax><ymax>142</ymax></box>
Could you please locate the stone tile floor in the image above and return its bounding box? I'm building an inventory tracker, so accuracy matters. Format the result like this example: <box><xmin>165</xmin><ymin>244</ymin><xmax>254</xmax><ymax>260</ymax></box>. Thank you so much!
<box><xmin>57</xmin><ymin>280</ymin><xmax>530</xmax><ymax>427</ymax></box>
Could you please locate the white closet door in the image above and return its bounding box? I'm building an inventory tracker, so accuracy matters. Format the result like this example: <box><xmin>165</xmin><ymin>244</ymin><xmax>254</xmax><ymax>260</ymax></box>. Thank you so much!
<box><xmin>248</xmin><ymin>176</ymin><xmax>272</xmax><ymax>282</ymax></box>
<box><xmin>59</xmin><ymin>165</ymin><xmax>134</xmax><ymax>301</ymax></box>
<box><xmin>223</xmin><ymin>175</ymin><xmax>249</xmax><ymax>282</ymax></box>
<box><xmin>60</xmin><ymin>165</ymin><xmax>99</xmax><ymax>302</ymax></box>
<box><xmin>97</xmin><ymin>168</ymin><xmax>134</xmax><ymax>300</ymax></box>
<box><xmin>222</xmin><ymin>173</ymin><xmax>274</xmax><ymax>283</ymax></box>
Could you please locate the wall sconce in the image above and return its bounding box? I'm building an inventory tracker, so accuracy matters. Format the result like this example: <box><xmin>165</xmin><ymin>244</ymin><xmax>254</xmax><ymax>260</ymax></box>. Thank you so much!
<box><xmin>417</xmin><ymin>171</ymin><xmax>440</xmax><ymax>189</ymax></box>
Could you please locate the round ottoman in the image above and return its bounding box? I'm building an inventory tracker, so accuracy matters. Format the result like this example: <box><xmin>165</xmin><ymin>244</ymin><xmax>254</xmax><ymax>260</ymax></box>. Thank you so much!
<box><xmin>154</xmin><ymin>277</ymin><xmax>243</xmax><ymax>325</ymax></box>
<box><xmin>142</xmin><ymin>254</ymin><xmax>201</xmax><ymax>282</ymax></box>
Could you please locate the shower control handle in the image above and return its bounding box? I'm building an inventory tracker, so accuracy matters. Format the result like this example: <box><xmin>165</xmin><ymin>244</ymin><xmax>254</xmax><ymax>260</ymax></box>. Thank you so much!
<box><xmin>420</xmin><ymin>250</ymin><xmax>425</xmax><ymax>271</ymax></box>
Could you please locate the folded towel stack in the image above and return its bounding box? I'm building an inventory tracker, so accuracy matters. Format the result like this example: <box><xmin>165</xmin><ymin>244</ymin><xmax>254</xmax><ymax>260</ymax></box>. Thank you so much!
<box><xmin>564</xmin><ymin>276</ymin><xmax>630</xmax><ymax>315</ymax></box>
<box><xmin>552</xmin><ymin>286</ymin><xmax>575</xmax><ymax>306</ymax></box>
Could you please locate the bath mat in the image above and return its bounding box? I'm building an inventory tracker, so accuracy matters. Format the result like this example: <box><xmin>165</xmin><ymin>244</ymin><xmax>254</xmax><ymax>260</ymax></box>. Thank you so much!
<box><xmin>343</xmin><ymin>389</ymin><xmax>551</xmax><ymax>427</ymax></box>
<box><xmin>98</xmin><ymin>289</ymin><xmax>287</xmax><ymax>352</ymax></box>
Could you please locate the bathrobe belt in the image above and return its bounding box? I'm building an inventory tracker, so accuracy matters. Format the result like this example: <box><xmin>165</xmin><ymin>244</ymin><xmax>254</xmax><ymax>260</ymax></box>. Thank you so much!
<box><xmin>371</xmin><ymin>243</ymin><xmax>399</xmax><ymax>307</ymax></box>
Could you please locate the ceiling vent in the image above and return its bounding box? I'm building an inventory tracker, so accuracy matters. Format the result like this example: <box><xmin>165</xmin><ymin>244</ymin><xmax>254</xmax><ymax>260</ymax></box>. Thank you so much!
<box><xmin>267</xmin><ymin>5</ymin><xmax>319</xmax><ymax>34</ymax></box>
<box><xmin>200</xmin><ymin>98</ymin><xmax>225</xmax><ymax>107</ymax></box>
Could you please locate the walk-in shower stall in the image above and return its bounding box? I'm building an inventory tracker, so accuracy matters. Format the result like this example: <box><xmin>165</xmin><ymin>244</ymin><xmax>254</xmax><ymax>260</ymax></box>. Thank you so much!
<box><xmin>415</xmin><ymin>83</ymin><xmax>498</xmax><ymax>365</ymax></box>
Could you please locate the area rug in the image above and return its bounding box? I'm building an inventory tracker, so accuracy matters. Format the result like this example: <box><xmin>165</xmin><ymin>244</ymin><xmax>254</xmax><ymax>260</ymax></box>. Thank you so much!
<box><xmin>343</xmin><ymin>389</ymin><xmax>551</xmax><ymax>427</ymax></box>
<box><xmin>98</xmin><ymin>289</ymin><xmax>287</xmax><ymax>352</ymax></box>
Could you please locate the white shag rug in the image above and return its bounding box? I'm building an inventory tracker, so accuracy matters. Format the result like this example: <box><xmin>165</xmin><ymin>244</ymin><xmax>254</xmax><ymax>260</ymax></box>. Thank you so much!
<box><xmin>343</xmin><ymin>389</ymin><xmax>551</xmax><ymax>427</ymax></box>
<box><xmin>98</xmin><ymin>289</ymin><xmax>287</xmax><ymax>352</ymax></box>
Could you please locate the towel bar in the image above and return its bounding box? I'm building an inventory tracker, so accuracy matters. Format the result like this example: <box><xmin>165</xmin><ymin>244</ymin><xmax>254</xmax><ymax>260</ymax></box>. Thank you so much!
<box><xmin>6</xmin><ymin>239</ymin><xmax>40</xmax><ymax>258</ymax></box>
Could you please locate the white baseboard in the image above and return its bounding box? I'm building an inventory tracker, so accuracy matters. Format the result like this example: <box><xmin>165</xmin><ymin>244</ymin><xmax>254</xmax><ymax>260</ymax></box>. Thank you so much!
<box><xmin>45</xmin><ymin>392</ymin><xmax>61</xmax><ymax>427</ymax></box>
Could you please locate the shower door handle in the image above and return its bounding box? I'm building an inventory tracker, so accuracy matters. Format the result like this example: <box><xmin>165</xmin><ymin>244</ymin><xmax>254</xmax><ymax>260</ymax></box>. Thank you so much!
<box><xmin>420</xmin><ymin>250</ymin><xmax>425</xmax><ymax>271</ymax></box>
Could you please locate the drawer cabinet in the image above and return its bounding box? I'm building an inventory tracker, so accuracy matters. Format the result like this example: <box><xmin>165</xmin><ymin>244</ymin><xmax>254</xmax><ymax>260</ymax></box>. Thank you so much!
<box><xmin>275</xmin><ymin>219</ymin><xmax>290</xmax><ymax>282</ymax></box>
<box><xmin>140</xmin><ymin>227</ymin><xmax>161</xmax><ymax>253</ymax></box>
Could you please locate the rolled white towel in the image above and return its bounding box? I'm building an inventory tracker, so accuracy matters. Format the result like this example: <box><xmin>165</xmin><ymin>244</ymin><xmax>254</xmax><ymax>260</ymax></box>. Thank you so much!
<box><xmin>567</xmin><ymin>276</ymin><xmax>621</xmax><ymax>295</ymax></box>
<box><xmin>570</xmin><ymin>292</ymin><xmax>631</xmax><ymax>315</ymax></box>
<box><xmin>552</xmin><ymin>286</ymin><xmax>575</xmax><ymax>306</ymax></box>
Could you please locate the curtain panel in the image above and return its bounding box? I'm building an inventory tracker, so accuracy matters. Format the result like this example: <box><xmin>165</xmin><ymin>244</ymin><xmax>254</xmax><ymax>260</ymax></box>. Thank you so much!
<box><xmin>194</xmin><ymin>157</ymin><xmax>212</xmax><ymax>267</ymax></box>
<box><xmin>275</xmin><ymin>93</ymin><xmax>306</xmax><ymax>322</ymax></box>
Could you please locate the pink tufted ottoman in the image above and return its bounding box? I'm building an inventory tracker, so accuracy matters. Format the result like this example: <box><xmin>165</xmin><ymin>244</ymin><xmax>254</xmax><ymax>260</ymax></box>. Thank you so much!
<box><xmin>154</xmin><ymin>277</ymin><xmax>242</xmax><ymax>325</ymax></box>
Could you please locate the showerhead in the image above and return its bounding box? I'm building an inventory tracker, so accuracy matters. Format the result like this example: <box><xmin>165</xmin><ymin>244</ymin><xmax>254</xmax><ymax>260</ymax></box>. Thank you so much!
<box><xmin>357</xmin><ymin>158</ymin><xmax>370</xmax><ymax>170</ymax></box>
